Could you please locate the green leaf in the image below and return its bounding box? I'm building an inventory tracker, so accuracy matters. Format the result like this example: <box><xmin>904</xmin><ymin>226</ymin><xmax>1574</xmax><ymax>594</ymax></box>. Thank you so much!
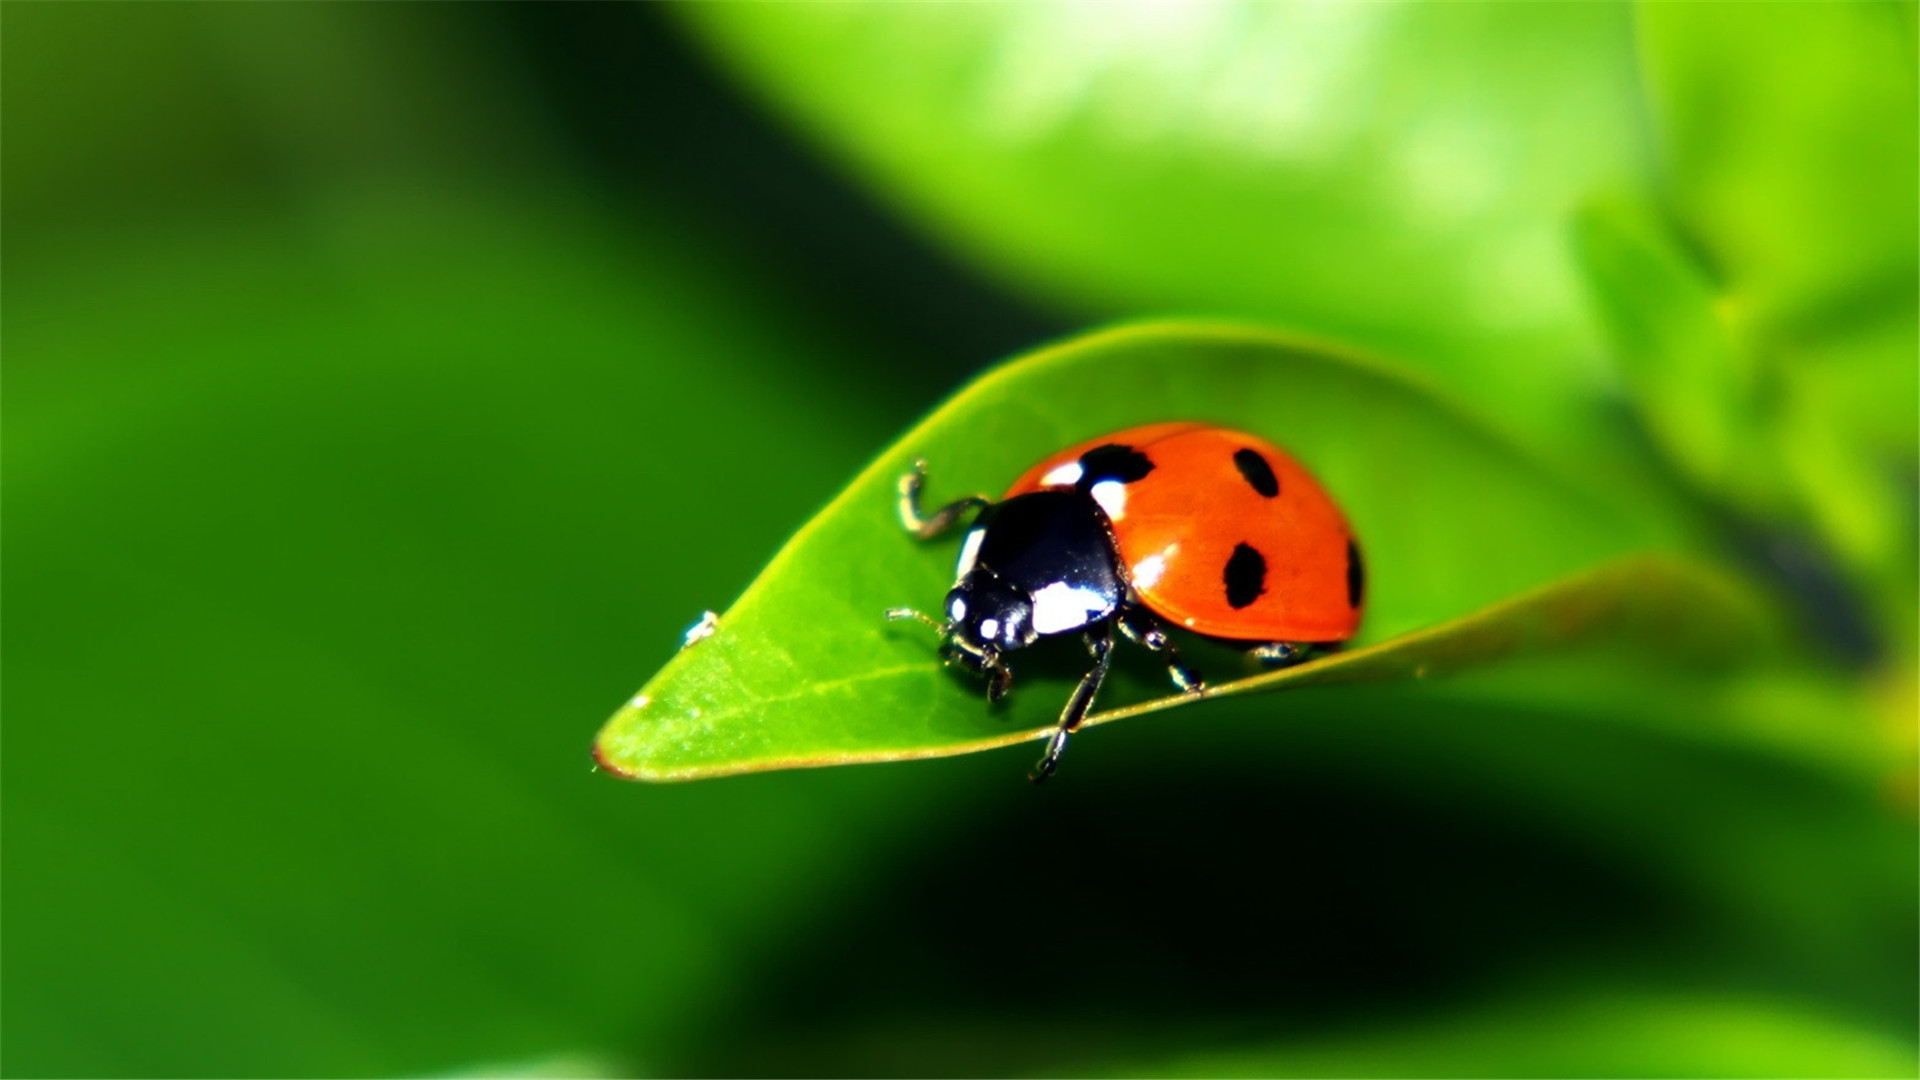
<box><xmin>1573</xmin><ymin>198</ymin><xmax>1784</xmax><ymax>515</ymax></box>
<box><xmin>595</xmin><ymin>323</ymin><xmax>1757</xmax><ymax>782</ymax></box>
<box><xmin>1062</xmin><ymin>989</ymin><xmax>1919</xmax><ymax>1078</ymax></box>
<box><xmin>1574</xmin><ymin>196</ymin><xmax>1919</xmax><ymax>666</ymax></box>
<box><xmin>672</xmin><ymin>2</ymin><xmax>1650</xmax><ymax>458</ymax></box>
<box><xmin>1626</xmin><ymin>1</ymin><xmax>1919</xmax><ymax>656</ymax></box>
<box><xmin>2</xmin><ymin>178</ymin><xmax>934</xmax><ymax>1076</ymax></box>
<box><xmin>1636</xmin><ymin>0</ymin><xmax>1918</xmax><ymax>337</ymax></box>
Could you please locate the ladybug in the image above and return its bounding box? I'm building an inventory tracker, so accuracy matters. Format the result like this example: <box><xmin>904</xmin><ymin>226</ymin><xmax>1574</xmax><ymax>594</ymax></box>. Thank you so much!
<box><xmin>888</xmin><ymin>423</ymin><xmax>1364</xmax><ymax>781</ymax></box>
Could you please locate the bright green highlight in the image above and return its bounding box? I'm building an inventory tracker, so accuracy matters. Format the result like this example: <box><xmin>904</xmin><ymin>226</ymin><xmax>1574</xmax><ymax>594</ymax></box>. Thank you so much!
<box><xmin>676</xmin><ymin>2</ymin><xmax>1647</xmax><ymax>459</ymax></box>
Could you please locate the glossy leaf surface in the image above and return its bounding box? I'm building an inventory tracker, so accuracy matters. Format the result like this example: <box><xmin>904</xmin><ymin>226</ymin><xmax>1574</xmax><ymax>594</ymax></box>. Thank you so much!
<box><xmin>595</xmin><ymin>324</ymin><xmax>1751</xmax><ymax>781</ymax></box>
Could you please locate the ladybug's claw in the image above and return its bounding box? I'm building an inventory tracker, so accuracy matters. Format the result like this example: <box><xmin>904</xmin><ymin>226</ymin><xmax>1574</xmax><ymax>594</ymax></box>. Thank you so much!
<box><xmin>1029</xmin><ymin>727</ymin><xmax>1071</xmax><ymax>783</ymax></box>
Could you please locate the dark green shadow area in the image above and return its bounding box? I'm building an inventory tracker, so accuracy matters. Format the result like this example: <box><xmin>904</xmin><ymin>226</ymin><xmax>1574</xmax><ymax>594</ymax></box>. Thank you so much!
<box><xmin>655</xmin><ymin>686</ymin><xmax>1916</xmax><ymax>1077</ymax></box>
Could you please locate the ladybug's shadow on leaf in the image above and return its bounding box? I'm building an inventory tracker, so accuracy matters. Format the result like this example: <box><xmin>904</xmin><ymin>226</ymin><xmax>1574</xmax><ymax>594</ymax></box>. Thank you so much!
<box><xmin>656</xmin><ymin>697</ymin><xmax>1692</xmax><ymax>1078</ymax></box>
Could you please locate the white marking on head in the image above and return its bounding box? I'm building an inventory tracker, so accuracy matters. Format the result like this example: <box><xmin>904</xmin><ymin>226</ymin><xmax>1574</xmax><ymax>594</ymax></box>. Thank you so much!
<box><xmin>956</xmin><ymin>526</ymin><xmax>986</xmax><ymax>576</ymax></box>
<box><xmin>948</xmin><ymin>595</ymin><xmax>968</xmax><ymax>621</ymax></box>
<box><xmin>978</xmin><ymin>617</ymin><xmax>1001</xmax><ymax>641</ymax></box>
<box><xmin>1030</xmin><ymin>581</ymin><xmax>1111</xmax><ymax>635</ymax></box>
<box><xmin>1089</xmin><ymin>479</ymin><xmax>1127</xmax><ymax>519</ymax></box>
<box><xmin>1041</xmin><ymin>461</ymin><xmax>1084</xmax><ymax>487</ymax></box>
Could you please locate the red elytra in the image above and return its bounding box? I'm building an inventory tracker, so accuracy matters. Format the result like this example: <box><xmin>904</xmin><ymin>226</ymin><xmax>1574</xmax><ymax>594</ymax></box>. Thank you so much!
<box><xmin>1005</xmin><ymin>423</ymin><xmax>1363</xmax><ymax>643</ymax></box>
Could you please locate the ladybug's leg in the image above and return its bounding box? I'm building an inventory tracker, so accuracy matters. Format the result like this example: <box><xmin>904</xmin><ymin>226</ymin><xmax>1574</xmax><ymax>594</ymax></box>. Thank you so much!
<box><xmin>1029</xmin><ymin>621</ymin><xmax>1114</xmax><ymax>784</ymax></box>
<box><xmin>897</xmin><ymin>459</ymin><xmax>991</xmax><ymax>540</ymax></box>
<box><xmin>982</xmin><ymin>653</ymin><xmax>1014</xmax><ymax>704</ymax></box>
<box><xmin>1248</xmin><ymin>641</ymin><xmax>1308</xmax><ymax>667</ymax></box>
<box><xmin>1116</xmin><ymin>607</ymin><xmax>1204</xmax><ymax>694</ymax></box>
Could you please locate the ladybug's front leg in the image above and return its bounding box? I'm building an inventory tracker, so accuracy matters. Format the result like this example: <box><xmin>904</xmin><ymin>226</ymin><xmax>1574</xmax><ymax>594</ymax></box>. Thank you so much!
<box><xmin>1029</xmin><ymin>621</ymin><xmax>1113</xmax><ymax>784</ymax></box>
<box><xmin>1116</xmin><ymin>606</ymin><xmax>1205</xmax><ymax>695</ymax></box>
<box><xmin>897</xmin><ymin>459</ymin><xmax>991</xmax><ymax>540</ymax></box>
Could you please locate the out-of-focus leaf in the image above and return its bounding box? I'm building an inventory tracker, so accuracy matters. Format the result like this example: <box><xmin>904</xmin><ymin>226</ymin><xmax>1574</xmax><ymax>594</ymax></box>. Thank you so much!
<box><xmin>1574</xmin><ymin>198</ymin><xmax>1781</xmax><ymax>515</ymax></box>
<box><xmin>1067</xmin><ymin>990</ymin><xmax>1919</xmax><ymax>1078</ymax></box>
<box><xmin>1636</xmin><ymin>0</ymin><xmax>1918</xmax><ymax>336</ymax></box>
<box><xmin>594</xmin><ymin>323</ymin><xmax>1756</xmax><ymax>781</ymax></box>
<box><xmin>2</xmin><ymin>182</ymin><xmax>948</xmax><ymax>1077</ymax></box>
<box><xmin>1630</xmin><ymin>1</ymin><xmax>1918</xmax><ymax>656</ymax></box>
<box><xmin>672</xmin><ymin>2</ymin><xmax>1650</xmax><ymax>458</ymax></box>
<box><xmin>1575</xmin><ymin>196</ymin><xmax>1914</xmax><ymax>606</ymax></box>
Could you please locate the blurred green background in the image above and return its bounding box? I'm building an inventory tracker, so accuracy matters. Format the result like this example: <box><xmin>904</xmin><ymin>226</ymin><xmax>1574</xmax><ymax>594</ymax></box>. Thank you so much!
<box><xmin>5</xmin><ymin>3</ymin><xmax>1915</xmax><ymax>1077</ymax></box>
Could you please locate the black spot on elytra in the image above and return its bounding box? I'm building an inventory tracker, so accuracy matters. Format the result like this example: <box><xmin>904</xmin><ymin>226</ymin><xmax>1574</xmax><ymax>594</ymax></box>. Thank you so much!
<box><xmin>1077</xmin><ymin>444</ymin><xmax>1155</xmax><ymax>488</ymax></box>
<box><xmin>1233</xmin><ymin>448</ymin><xmax>1279</xmax><ymax>497</ymax></box>
<box><xmin>1346</xmin><ymin>538</ymin><xmax>1365</xmax><ymax>608</ymax></box>
<box><xmin>1224</xmin><ymin>543</ymin><xmax>1267</xmax><ymax>609</ymax></box>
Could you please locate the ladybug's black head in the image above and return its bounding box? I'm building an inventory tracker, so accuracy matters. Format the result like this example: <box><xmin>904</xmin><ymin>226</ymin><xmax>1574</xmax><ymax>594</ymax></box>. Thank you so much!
<box><xmin>883</xmin><ymin>570</ymin><xmax>1031</xmax><ymax>702</ymax></box>
<box><xmin>944</xmin><ymin>568</ymin><xmax>1037</xmax><ymax>657</ymax></box>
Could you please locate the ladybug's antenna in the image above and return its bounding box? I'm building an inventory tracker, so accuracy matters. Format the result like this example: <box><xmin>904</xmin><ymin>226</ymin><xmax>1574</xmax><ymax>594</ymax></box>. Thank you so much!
<box><xmin>885</xmin><ymin>607</ymin><xmax>948</xmax><ymax>635</ymax></box>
